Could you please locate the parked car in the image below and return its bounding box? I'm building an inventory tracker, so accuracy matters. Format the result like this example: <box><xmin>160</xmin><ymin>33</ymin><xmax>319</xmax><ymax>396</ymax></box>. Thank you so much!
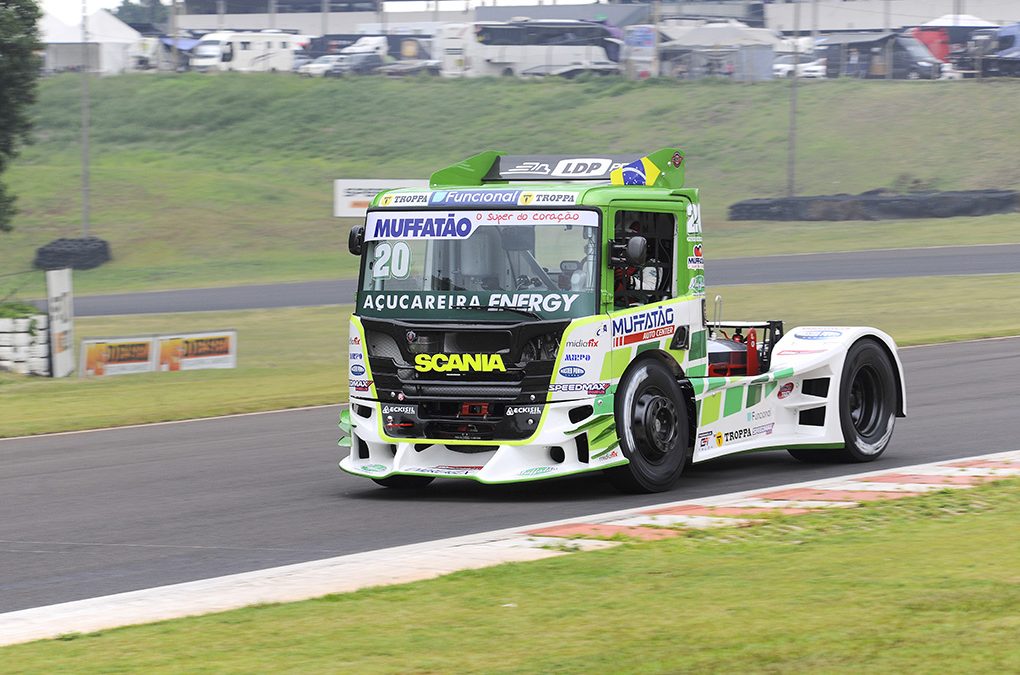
<box><xmin>326</xmin><ymin>52</ymin><xmax>386</xmax><ymax>77</ymax></box>
<box><xmin>773</xmin><ymin>54</ymin><xmax>828</xmax><ymax>78</ymax></box>
<box><xmin>298</xmin><ymin>54</ymin><xmax>345</xmax><ymax>77</ymax></box>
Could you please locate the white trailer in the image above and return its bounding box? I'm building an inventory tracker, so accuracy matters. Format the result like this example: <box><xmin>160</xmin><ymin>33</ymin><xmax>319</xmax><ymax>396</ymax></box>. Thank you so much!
<box><xmin>191</xmin><ymin>30</ymin><xmax>300</xmax><ymax>72</ymax></box>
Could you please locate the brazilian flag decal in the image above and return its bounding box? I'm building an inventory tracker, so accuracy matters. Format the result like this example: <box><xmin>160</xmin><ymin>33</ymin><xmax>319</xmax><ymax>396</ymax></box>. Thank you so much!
<box><xmin>609</xmin><ymin>148</ymin><xmax>685</xmax><ymax>189</ymax></box>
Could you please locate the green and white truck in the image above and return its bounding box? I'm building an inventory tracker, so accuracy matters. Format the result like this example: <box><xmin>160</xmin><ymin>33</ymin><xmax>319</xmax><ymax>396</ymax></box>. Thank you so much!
<box><xmin>339</xmin><ymin>148</ymin><xmax>906</xmax><ymax>492</ymax></box>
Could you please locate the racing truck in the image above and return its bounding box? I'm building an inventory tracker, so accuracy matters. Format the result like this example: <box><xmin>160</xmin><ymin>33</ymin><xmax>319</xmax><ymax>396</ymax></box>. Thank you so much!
<box><xmin>339</xmin><ymin>148</ymin><xmax>906</xmax><ymax>492</ymax></box>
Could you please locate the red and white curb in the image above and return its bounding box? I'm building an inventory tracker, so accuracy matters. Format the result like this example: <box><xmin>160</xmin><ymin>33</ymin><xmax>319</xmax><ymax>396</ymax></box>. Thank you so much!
<box><xmin>1</xmin><ymin>449</ymin><xmax>1017</xmax><ymax>647</ymax></box>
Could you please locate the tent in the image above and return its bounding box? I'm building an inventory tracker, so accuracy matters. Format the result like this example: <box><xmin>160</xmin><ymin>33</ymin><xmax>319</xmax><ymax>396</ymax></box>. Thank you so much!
<box><xmin>657</xmin><ymin>21</ymin><xmax>778</xmax><ymax>82</ymax></box>
<box><xmin>922</xmin><ymin>14</ymin><xmax>999</xmax><ymax>28</ymax></box>
<box><xmin>43</xmin><ymin>10</ymin><xmax>143</xmax><ymax>75</ymax></box>
<box><xmin>659</xmin><ymin>21</ymin><xmax>781</xmax><ymax>50</ymax></box>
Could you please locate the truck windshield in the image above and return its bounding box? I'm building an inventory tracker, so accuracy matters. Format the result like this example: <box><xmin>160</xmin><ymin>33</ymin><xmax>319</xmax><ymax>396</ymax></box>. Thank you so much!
<box><xmin>357</xmin><ymin>209</ymin><xmax>599</xmax><ymax>321</ymax></box>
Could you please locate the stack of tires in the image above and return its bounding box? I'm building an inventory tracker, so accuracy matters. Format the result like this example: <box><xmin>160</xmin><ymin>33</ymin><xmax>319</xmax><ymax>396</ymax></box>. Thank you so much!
<box><xmin>0</xmin><ymin>314</ymin><xmax>50</xmax><ymax>376</ymax></box>
<box><xmin>33</xmin><ymin>237</ymin><xmax>111</xmax><ymax>270</ymax></box>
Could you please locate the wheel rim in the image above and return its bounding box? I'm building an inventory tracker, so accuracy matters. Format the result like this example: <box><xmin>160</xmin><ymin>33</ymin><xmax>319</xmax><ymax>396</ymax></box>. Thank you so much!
<box><xmin>632</xmin><ymin>387</ymin><xmax>679</xmax><ymax>463</ymax></box>
<box><xmin>848</xmin><ymin>364</ymin><xmax>883</xmax><ymax>436</ymax></box>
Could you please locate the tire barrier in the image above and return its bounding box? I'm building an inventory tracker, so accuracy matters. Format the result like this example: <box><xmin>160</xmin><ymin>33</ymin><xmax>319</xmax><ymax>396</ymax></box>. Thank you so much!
<box><xmin>33</xmin><ymin>236</ymin><xmax>112</xmax><ymax>270</ymax></box>
<box><xmin>728</xmin><ymin>189</ymin><xmax>1019</xmax><ymax>221</ymax></box>
<box><xmin>0</xmin><ymin>314</ymin><xmax>50</xmax><ymax>376</ymax></box>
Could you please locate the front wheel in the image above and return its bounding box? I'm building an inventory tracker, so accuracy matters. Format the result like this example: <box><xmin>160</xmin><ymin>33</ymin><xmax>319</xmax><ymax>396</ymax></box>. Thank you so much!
<box><xmin>372</xmin><ymin>475</ymin><xmax>435</xmax><ymax>489</ymax></box>
<box><xmin>605</xmin><ymin>359</ymin><xmax>690</xmax><ymax>493</ymax></box>
<box><xmin>789</xmin><ymin>338</ymin><xmax>897</xmax><ymax>464</ymax></box>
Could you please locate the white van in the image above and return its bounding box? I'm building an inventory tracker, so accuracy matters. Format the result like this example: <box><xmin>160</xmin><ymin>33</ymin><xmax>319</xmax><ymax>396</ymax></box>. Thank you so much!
<box><xmin>191</xmin><ymin>31</ymin><xmax>298</xmax><ymax>72</ymax></box>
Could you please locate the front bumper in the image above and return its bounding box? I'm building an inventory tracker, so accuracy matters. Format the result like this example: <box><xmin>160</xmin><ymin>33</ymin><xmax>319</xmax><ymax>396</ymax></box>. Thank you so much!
<box><xmin>339</xmin><ymin>396</ymin><xmax>626</xmax><ymax>484</ymax></box>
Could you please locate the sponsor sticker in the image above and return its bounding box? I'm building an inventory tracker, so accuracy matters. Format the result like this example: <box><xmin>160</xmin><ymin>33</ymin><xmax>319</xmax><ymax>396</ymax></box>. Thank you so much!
<box><xmin>407</xmin><ymin>466</ymin><xmax>481</xmax><ymax>476</ymax></box>
<box><xmin>559</xmin><ymin>365</ymin><xmax>585</xmax><ymax>378</ymax></box>
<box><xmin>506</xmin><ymin>405</ymin><xmax>542</xmax><ymax>416</ymax></box>
<box><xmin>350</xmin><ymin>378</ymin><xmax>373</xmax><ymax>392</ymax></box>
<box><xmin>612</xmin><ymin>306</ymin><xmax>675</xmax><ymax>347</ymax></box>
<box><xmin>550</xmin><ymin>382</ymin><xmax>609</xmax><ymax>395</ymax></box>
<box><xmin>747</xmin><ymin>409</ymin><xmax>773</xmax><ymax>422</ymax></box>
<box><xmin>794</xmin><ymin>329</ymin><xmax>843</xmax><ymax>341</ymax></box>
<box><xmin>563</xmin><ymin>354</ymin><xmax>591</xmax><ymax>362</ymax></box>
<box><xmin>688</xmin><ymin>274</ymin><xmax>706</xmax><ymax>295</ymax></box>
<box><xmin>382</xmin><ymin>405</ymin><xmax>416</xmax><ymax>415</ymax></box>
<box><xmin>687</xmin><ymin>243</ymin><xmax>704</xmax><ymax>270</ymax></box>
<box><xmin>520</xmin><ymin>466</ymin><xmax>557</xmax><ymax>477</ymax></box>
<box><xmin>349</xmin><ymin>352</ymin><xmax>363</xmax><ymax>360</ymax></box>
<box><xmin>414</xmin><ymin>353</ymin><xmax>506</xmax><ymax>373</ymax></box>
<box><xmin>565</xmin><ymin>337</ymin><xmax>599</xmax><ymax>349</ymax></box>
<box><xmin>360</xmin><ymin>292</ymin><xmax>581</xmax><ymax>314</ymax></box>
<box><xmin>777</xmin><ymin>382</ymin><xmax>795</xmax><ymax>399</ymax></box>
<box><xmin>349</xmin><ymin>336</ymin><xmax>361</xmax><ymax>346</ymax></box>
<box><xmin>359</xmin><ymin>464</ymin><xmax>387</xmax><ymax>473</ymax></box>
<box><xmin>377</xmin><ymin>191</ymin><xmax>430</xmax><ymax>207</ymax></box>
<box><xmin>518</xmin><ymin>191</ymin><xmax>578</xmax><ymax>206</ymax></box>
<box><xmin>697</xmin><ymin>431</ymin><xmax>713</xmax><ymax>450</ymax></box>
<box><xmin>350</xmin><ymin>364</ymin><xmax>366</xmax><ymax>376</ymax></box>
<box><xmin>430</xmin><ymin>189</ymin><xmax>524</xmax><ymax>207</ymax></box>
<box><xmin>777</xmin><ymin>349</ymin><xmax>825</xmax><ymax>356</ymax></box>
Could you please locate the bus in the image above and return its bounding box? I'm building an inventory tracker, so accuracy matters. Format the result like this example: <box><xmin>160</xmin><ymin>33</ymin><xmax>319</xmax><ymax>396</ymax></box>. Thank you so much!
<box><xmin>191</xmin><ymin>31</ymin><xmax>304</xmax><ymax>72</ymax></box>
<box><xmin>436</xmin><ymin>20</ymin><xmax>621</xmax><ymax>77</ymax></box>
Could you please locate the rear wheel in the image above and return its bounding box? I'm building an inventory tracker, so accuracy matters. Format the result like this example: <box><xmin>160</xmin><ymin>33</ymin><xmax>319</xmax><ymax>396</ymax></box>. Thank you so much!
<box><xmin>372</xmin><ymin>475</ymin><xmax>435</xmax><ymax>489</ymax></box>
<box><xmin>789</xmin><ymin>338</ymin><xmax>897</xmax><ymax>463</ymax></box>
<box><xmin>605</xmin><ymin>359</ymin><xmax>690</xmax><ymax>493</ymax></box>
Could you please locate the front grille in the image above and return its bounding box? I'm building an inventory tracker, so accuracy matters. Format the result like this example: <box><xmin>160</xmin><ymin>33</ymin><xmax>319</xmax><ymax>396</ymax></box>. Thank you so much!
<box><xmin>361</xmin><ymin>316</ymin><xmax>566</xmax><ymax>404</ymax></box>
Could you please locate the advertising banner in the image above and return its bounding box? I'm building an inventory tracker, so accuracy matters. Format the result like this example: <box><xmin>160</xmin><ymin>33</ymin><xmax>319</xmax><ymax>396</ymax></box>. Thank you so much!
<box><xmin>80</xmin><ymin>337</ymin><xmax>156</xmax><ymax>377</ymax></box>
<box><xmin>46</xmin><ymin>268</ymin><xmax>75</xmax><ymax>378</ymax></box>
<box><xmin>333</xmin><ymin>179</ymin><xmax>429</xmax><ymax>218</ymax></box>
<box><xmin>157</xmin><ymin>331</ymin><xmax>237</xmax><ymax>372</ymax></box>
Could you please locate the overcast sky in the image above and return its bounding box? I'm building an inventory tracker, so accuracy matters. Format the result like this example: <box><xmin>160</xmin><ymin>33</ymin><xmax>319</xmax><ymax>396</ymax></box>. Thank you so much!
<box><xmin>43</xmin><ymin>0</ymin><xmax>125</xmax><ymax>26</ymax></box>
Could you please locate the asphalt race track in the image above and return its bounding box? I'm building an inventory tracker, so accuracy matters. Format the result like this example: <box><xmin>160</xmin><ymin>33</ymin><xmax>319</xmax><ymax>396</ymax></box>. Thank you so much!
<box><xmin>51</xmin><ymin>243</ymin><xmax>1020</xmax><ymax>316</ymax></box>
<box><xmin>2</xmin><ymin>337</ymin><xmax>1018</xmax><ymax>613</ymax></box>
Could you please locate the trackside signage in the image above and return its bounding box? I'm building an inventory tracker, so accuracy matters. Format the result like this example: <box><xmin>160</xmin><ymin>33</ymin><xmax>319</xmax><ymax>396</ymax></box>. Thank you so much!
<box><xmin>333</xmin><ymin>180</ymin><xmax>428</xmax><ymax>217</ymax></box>
<box><xmin>80</xmin><ymin>331</ymin><xmax>237</xmax><ymax>377</ymax></box>
<box><xmin>46</xmin><ymin>268</ymin><xmax>74</xmax><ymax>378</ymax></box>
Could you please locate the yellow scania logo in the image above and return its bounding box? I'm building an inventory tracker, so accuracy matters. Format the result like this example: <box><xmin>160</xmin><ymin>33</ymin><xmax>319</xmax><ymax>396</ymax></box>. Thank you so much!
<box><xmin>414</xmin><ymin>353</ymin><xmax>506</xmax><ymax>373</ymax></box>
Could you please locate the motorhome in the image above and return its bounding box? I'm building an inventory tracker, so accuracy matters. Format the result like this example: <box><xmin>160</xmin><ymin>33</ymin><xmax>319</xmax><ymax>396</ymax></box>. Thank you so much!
<box><xmin>191</xmin><ymin>31</ymin><xmax>302</xmax><ymax>72</ymax></box>
<box><xmin>436</xmin><ymin>20</ymin><xmax>621</xmax><ymax>77</ymax></box>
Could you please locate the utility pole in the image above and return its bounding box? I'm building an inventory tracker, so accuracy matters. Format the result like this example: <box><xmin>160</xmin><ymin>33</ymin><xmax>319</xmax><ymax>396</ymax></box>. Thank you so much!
<box><xmin>171</xmin><ymin>0</ymin><xmax>178</xmax><ymax>72</ymax></box>
<box><xmin>217</xmin><ymin>0</ymin><xmax>224</xmax><ymax>31</ymax></box>
<box><xmin>80</xmin><ymin>0</ymin><xmax>90</xmax><ymax>237</ymax></box>
<box><xmin>885</xmin><ymin>0</ymin><xmax>892</xmax><ymax>79</ymax></box>
<box><xmin>787</xmin><ymin>1</ymin><xmax>800</xmax><ymax>198</ymax></box>
<box><xmin>269</xmin><ymin>0</ymin><xmax>276</xmax><ymax>30</ymax></box>
<box><xmin>321</xmin><ymin>0</ymin><xmax>328</xmax><ymax>42</ymax></box>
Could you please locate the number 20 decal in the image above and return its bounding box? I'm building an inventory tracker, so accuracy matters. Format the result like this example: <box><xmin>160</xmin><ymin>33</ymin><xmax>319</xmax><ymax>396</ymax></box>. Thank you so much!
<box><xmin>372</xmin><ymin>242</ymin><xmax>411</xmax><ymax>279</ymax></box>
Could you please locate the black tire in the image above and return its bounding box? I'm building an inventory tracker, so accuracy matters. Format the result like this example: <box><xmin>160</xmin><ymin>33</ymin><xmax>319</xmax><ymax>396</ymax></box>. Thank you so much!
<box><xmin>372</xmin><ymin>475</ymin><xmax>435</xmax><ymax>489</ymax></box>
<box><xmin>501</xmin><ymin>67</ymin><xmax>514</xmax><ymax>77</ymax></box>
<box><xmin>605</xmin><ymin>359</ymin><xmax>690</xmax><ymax>493</ymax></box>
<box><xmin>789</xmin><ymin>338</ymin><xmax>897</xmax><ymax>464</ymax></box>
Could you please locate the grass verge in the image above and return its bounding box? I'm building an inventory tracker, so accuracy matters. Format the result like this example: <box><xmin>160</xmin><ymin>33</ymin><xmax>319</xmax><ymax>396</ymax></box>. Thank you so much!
<box><xmin>2</xmin><ymin>274</ymin><xmax>1019</xmax><ymax>438</ymax></box>
<box><xmin>3</xmin><ymin>76</ymin><xmax>1020</xmax><ymax>297</ymax></box>
<box><xmin>0</xmin><ymin>306</ymin><xmax>350</xmax><ymax>438</ymax></box>
<box><xmin>712</xmin><ymin>273</ymin><xmax>1020</xmax><ymax>346</ymax></box>
<box><xmin>3</xmin><ymin>478</ymin><xmax>1018</xmax><ymax>672</ymax></box>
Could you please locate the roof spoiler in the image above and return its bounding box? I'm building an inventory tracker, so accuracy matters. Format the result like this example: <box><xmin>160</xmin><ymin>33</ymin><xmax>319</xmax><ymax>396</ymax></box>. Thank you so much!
<box><xmin>430</xmin><ymin>148</ymin><xmax>686</xmax><ymax>189</ymax></box>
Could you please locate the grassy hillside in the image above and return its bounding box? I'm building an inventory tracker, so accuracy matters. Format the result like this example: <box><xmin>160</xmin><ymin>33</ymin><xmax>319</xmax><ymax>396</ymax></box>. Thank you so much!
<box><xmin>3</xmin><ymin>74</ymin><xmax>1020</xmax><ymax>297</ymax></box>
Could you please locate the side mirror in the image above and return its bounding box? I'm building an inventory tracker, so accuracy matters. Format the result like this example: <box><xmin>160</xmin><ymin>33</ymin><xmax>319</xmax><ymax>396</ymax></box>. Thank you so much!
<box><xmin>348</xmin><ymin>225</ymin><xmax>365</xmax><ymax>256</ymax></box>
<box><xmin>626</xmin><ymin>236</ymin><xmax>647</xmax><ymax>267</ymax></box>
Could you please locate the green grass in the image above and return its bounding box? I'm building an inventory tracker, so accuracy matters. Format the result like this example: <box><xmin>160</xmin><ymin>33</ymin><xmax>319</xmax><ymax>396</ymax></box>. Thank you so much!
<box><xmin>2</xmin><ymin>274</ymin><xmax>1018</xmax><ymax>438</ymax></box>
<box><xmin>712</xmin><ymin>273</ymin><xmax>1020</xmax><ymax>345</ymax></box>
<box><xmin>0</xmin><ymin>306</ymin><xmax>351</xmax><ymax>437</ymax></box>
<box><xmin>2</xmin><ymin>75</ymin><xmax>1020</xmax><ymax>298</ymax></box>
<box><xmin>4</xmin><ymin>478</ymin><xmax>1018</xmax><ymax>672</ymax></box>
